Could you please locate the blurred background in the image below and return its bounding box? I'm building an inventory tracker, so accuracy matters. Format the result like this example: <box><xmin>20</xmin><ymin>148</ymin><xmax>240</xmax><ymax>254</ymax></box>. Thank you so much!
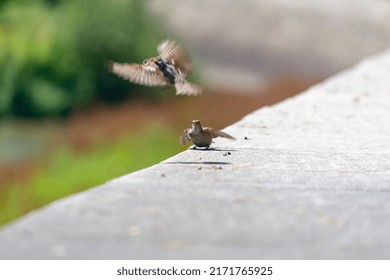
<box><xmin>0</xmin><ymin>0</ymin><xmax>389</xmax><ymax>225</ymax></box>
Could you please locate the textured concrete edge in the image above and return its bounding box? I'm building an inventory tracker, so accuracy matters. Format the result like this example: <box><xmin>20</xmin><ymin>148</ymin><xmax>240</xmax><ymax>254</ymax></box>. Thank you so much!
<box><xmin>0</xmin><ymin>48</ymin><xmax>390</xmax><ymax>259</ymax></box>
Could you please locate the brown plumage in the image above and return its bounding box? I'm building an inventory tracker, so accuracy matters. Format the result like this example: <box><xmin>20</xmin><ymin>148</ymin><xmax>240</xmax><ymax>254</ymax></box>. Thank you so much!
<box><xmin>108</xmin><ymin>39</ymin><xmax>203</xmax><ymax>96</ymax></box>
<box><xmin>180</xmin><ymin>120</ymin><xmax>235</xmax><ymax>149</ymax></box>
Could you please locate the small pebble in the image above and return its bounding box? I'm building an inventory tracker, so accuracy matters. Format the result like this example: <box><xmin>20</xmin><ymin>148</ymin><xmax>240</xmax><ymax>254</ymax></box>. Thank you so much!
<box><xmin>211</xmin><ymin>166</ymin><xmax>223</xmax><ymax>170</ymax></box>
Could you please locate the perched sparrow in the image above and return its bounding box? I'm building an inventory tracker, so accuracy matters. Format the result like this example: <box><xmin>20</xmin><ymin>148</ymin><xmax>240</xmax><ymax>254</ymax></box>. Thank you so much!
<box><xmin>109</xmin><ymin>39</ymin><xmax>203</xmax><ymax>96</ymax></box>
<box><xmin>180</xmin><ymin>120</ymin><xmax>235</xmax><ymax>149</ymax></box>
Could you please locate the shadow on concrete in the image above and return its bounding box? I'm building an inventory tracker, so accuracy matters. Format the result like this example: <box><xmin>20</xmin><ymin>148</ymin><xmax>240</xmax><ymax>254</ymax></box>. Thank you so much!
<box><xmin>188</xmin><ymin>147</ymin><xmax>237</xmax><ymax>152</ymax></box>
<box><xmin>163</xmin><ymin>161</ymin><xmax>231</xmax><ymax>165</ymax></box>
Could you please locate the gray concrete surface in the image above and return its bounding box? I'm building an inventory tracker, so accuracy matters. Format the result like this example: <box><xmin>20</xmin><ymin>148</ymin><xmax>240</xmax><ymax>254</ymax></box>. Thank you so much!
<box><xmin>147</xmin><ymin>0</ymin><xmax>390</xmax><ymax>88</ymax></box>
<box><xmin>1</xmin><ymin>49</ymin><xmax>390</xmax><ymax>259</ymax></box>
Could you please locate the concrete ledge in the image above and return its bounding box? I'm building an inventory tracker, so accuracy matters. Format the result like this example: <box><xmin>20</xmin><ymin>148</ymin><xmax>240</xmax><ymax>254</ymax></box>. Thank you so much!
<box><xmin>1</xmin><ymin>50</ymin><xmax>390</xmax><ymax>259</ymax></box>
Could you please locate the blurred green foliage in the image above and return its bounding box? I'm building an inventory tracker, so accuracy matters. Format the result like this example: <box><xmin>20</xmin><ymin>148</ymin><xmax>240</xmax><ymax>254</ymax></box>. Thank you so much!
<box><xmin>0</xmin><ymin>123</ymin><xmax>184</xmax><ymax>226</ymax></box>
<box><xmin>0</xmin><ymin>0</ymin><xmax>164</xmax><ymax>118</ymax></box>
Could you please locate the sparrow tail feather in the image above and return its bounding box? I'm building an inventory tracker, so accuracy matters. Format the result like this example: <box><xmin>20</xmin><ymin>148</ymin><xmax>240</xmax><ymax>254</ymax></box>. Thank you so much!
<box><xmin>175</xmin><ymin>81</ymin><xmax>203</xmax><ymax>96</ymax></box>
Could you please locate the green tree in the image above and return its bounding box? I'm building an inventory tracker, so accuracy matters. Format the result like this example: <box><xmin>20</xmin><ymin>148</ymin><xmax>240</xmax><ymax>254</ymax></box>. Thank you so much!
<box><xmin>0</xmin><ymin>0</ymin><xmax>165</xmax><ymax>117</ymax></box>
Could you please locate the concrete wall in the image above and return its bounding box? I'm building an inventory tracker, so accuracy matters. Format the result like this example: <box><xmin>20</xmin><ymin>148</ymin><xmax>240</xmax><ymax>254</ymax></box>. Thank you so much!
<box><xmin>0</xmin><ymin>48</ymin><xmax>390</xmax><ymax>259</ymax></box>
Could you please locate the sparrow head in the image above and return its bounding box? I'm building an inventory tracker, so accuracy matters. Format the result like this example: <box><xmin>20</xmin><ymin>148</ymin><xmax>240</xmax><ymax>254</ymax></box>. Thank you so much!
<box><xmin>191</xmin><ymin>120</ymin><xmax>202</xmax><ymax>132</ymax></box>
<box><xmin>154</xmin><ymin>59</ymin><xmax>163</xmax><ymax>67</ymax></box>
<box><xmin>154</xmin><ymin>59</ymin><xmax>171</xmax><ymax>71</ymax></box>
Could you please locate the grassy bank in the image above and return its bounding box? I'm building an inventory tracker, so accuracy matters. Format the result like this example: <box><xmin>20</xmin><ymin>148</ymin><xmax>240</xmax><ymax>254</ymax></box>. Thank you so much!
<box><xmin>0</xmin><ymin>123</ymin><xmax>183</xmax><ymax>226</ymax></box>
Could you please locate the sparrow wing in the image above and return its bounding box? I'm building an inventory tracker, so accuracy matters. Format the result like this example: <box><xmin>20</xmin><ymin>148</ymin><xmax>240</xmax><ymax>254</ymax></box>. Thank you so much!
<box><xmin>175</xmin><ymin>81</ymin><xmax>203</xmax><ymax>96</ymax></box>
<box><xmin>204</xmin><ymin>128</ymin><xmax>236</xmax><ymax>140</ymax></box>
<box><xmin>180</xmin><ymin>129</ymin><xmax>191</xmax><ymax>145</ymax></box>
<box><xmin>157</xmin><ymin>40</ymin><xmax>192</xmax><ymax>76</ymax></box>
<box><xmin>109</xmin><ymin>61</ymin><xmax>168</xmax><ymax>86</ymax></box>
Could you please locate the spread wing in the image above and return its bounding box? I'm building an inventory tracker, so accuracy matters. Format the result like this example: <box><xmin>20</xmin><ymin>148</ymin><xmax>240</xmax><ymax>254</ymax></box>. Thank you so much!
<box><xmin>180</xmin><ymin>129</ymin><xmax>191</xmax><ymax>145</ymax></box>
<box><xmin>109</xmin><ymin>61</ymin><xmax>168</xmax><ymax>86</ymax></box>
<box><xmin>157</xmin><ymin>40</ymin><xmax>192</xmax><ymax>76</ymax></box>
<box><xmin>204</xmin><ymin>128</ymin><xmax>235</xmax><ymax>140</ymax></box>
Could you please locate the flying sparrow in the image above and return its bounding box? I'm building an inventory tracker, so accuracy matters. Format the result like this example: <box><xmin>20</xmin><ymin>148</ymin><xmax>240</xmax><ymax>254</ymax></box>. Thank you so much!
<box><xmin>108</xmin><ymin>39</ymin><xmax>203</xmax><ymax>96</ymax></box>
<box><xmin>180</xmin><ymin>120</ymin><xmax>235</xmax><ymax>149</ymax></box>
